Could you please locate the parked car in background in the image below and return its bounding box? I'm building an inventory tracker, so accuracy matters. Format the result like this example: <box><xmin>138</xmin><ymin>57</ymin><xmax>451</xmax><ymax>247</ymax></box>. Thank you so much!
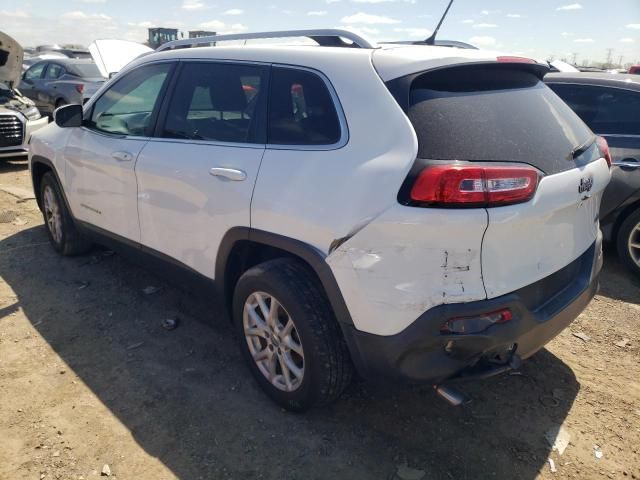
<box><xmin>20</xmin><ymin>58</ymin><xmax>105</xmax><ymax>116</ymax></box>
<box><xmin>546</xmin><ymin>73</ymin><xmax>640</xmax><ymax>274</ymax></box>
<box><xmin>29</xmin><ymin>30</ymin><xmax>610</xmax><ymax>410</ymax></box>
<box><xmin>629</xmin><ymin>65</ymin><xmax>640</xmax><ymax>75</ymax></box>
<box><xmin>0</xmin><ymin>31</ymin><xmax>48</xmax><ymax>159</ymax></box>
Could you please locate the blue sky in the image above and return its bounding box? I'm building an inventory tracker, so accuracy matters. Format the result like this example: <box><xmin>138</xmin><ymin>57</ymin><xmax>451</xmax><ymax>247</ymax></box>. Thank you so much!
<box><xmin>1</xmin><ymin>0</ymin><xmax>639</xmax><ymax>64</ymax></box>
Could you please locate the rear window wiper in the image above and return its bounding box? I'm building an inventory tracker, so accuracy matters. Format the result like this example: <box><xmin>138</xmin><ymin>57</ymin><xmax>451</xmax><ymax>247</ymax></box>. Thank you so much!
<box><xmin>570</xmin><ymin>136</ymin><xmax>596</xmax><ymax>160</ymax></box>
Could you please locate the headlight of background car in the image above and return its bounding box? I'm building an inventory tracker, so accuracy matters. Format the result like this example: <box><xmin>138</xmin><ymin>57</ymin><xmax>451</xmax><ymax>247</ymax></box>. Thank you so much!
<box><xmin>23</xmin><ymin>106</ymin><xmax>42</xmax><ymax>121</ymax></box>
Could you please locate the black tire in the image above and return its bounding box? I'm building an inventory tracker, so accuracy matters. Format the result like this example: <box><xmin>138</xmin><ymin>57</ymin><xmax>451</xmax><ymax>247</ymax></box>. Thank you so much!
<box><xmin>232</xmin><ymin>258</ymin><xmax>353</xmax><ymax>411</ymax></box>
<box><xmin>617</xmin><ymin>207</ymin><xmax>640</xmax><ymax>276</ymax></box>
<box><xmin>40</xmin><ymin>172</ymin><xmax>91</xmax><ymax>256</ymax></box>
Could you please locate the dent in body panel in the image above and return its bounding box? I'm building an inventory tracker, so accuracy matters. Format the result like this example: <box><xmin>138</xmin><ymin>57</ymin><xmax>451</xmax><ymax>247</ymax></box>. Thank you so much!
<box><xmin>326</xmin><ymin>205</ymin><xmax>488</xmax><ymax>336</ymax></box>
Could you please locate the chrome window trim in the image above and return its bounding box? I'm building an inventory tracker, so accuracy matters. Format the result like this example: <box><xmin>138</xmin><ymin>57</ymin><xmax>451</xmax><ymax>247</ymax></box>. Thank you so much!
<box><xmin>546</xmin><ymin>81</ymin><xmax>640</xmax><ymax>95</ymax></box>
<box><xmin>599</xmin><ymin>133</ymin><xmax>640</xmax><ymax>139</ymax></box>
<box><xmin>266</xmin><ymin>63</ymin><xmax>349</xmax><ymax>152</ymax></box>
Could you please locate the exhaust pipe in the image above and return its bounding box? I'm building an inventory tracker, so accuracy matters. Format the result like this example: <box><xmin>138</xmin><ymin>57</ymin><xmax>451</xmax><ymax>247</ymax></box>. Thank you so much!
<box><xmin>434</xmin><ymin>384</ymin><xmax>469</xmax><ymax>406</ymax></box>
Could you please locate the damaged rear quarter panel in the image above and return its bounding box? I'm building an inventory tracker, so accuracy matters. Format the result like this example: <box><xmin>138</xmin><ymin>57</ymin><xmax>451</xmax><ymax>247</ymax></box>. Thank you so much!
<box><xmin>327</xmin><ymin>204</ymin><xmax>488</xmax><ymax>336</ymax></box>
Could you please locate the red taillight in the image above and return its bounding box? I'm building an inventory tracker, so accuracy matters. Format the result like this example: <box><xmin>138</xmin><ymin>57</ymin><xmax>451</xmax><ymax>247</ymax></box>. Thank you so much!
<box><xmin>410</xmin><ymin>165</ymin><xmax>539</xmax><ymax>207</ymax></box>
<box><xmin>441</xmin><ymin>309</ymin><xmax>513</xmax><ymax>335</ymax></box>
<box><xmin>596</xmin><ymin>136</ymin><xmax>612</xmax><ymax>168</ymax></box>
<box><xmin>497</xmin><ymin>56</ymin><xmax>536</xmax><ymax>64</ymax></box>
<box><xmin>75</xmin><ymin>84</ymin><xmax>84</xmax><ymax>94</ymax></box>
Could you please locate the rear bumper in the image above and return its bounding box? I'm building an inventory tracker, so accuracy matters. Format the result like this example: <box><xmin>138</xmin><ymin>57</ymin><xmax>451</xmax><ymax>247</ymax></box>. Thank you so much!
<box><xmin>342</xmin><ymin>236</ymin><xmax>602</xmax><ymax>384</ymax></box>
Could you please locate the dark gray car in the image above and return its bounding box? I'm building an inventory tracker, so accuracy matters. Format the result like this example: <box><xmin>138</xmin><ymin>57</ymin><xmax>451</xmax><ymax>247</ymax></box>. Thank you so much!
<box><xmin>545</xmin><ymin>73</ymin><xmax>640</xmax><ymax>274</ymax></box>
<box><xmin>19</xmin><ymin>59</ymin><xmax>105</xmax><ymax>116</ymax></box>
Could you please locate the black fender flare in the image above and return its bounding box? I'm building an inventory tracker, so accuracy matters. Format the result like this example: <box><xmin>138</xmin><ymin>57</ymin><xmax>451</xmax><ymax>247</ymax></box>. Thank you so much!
<box><xmin>30</xmin><ymin>155</ymin><xmax>68</xmax><ymax>211</ymax></box>
<box><xmin>215</xmin><ymin>227</ymin><xmax>354</xmax><ymax>326</ymax></box>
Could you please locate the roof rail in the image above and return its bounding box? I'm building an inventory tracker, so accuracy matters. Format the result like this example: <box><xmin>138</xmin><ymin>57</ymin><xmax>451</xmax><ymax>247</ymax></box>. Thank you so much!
<box><xmin>156</xmin><ymin>29</ymin><xmax>378</xmax><ymax>51</ymax></box>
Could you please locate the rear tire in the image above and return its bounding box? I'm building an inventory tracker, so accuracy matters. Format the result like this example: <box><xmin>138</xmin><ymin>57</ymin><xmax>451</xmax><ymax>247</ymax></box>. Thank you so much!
<box><xmin>232</xmin><ymin>258</ymin><xmax>353</xmax><ymax>411</ymax></box>
<box><xmin>40</xmin><ymin>172</ymin><xmax>91</xmax><ymax>256</ymax></box>
<box><xmin>616</xmin><ymin>207</ymin><xmax>640</xmax><ymax>276</ymax></box>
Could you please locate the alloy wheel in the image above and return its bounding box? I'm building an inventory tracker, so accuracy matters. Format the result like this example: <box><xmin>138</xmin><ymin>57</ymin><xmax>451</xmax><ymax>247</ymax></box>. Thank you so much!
<box><xmin>627</xmin><ymin>221</ymin><xmax>640</xmax><ymax>268</ymax></box>
<box><xmin>243</xmin><ymin>291</ymin><xmax>305</xmax><ymax>392</ymax></box>
<box><xmin>43</xmin><ymin>185</ymin><xmax>62</xmax><ymax>244</ymax></box>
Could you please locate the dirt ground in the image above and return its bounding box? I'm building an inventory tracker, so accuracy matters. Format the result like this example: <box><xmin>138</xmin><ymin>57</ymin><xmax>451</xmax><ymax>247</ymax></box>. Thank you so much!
<box><xmin>0</xmin><ymin>157</ymin><xmax>638</xmax><ymax>480</ymax></box>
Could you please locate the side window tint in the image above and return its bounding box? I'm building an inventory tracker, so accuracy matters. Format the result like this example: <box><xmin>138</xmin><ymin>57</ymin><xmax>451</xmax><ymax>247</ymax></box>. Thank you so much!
<box><xmin>162</xmin><ymin>62</ymin><xmax>266</xmax><ymax>143</ymax></box>
<box><xmin>268</xmin><ymin>67</ymin><xmax>342</xmax><ymax>146</ymax></box>
<box><xmin>45</xmin><ymin>64</ymin><xmax>64</xmax><ymax>79</ymax></box>
<box><xmin>88</xmin><ymin>63</ymin><xmax>172</xmax><ymax>136</ymax></box>
<box><xmin>549</xmin><ymin>84</ymin><xmax>640</xmax><ymax>135</ymax></box>
<box><xmin>25</xmin><ymin>63</ymin><xmax>46</xmax><ymax>80</ymax></box>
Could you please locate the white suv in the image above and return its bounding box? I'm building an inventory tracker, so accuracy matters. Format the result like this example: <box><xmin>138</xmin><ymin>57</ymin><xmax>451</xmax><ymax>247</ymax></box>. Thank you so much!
<box><xmin>29</xmin><ymin>30</ymin><xmax>611</xmax><ymax>411</ymax></box>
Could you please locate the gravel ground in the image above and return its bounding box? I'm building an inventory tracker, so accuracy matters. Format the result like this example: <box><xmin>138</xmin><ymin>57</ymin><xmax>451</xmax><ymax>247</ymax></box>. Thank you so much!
<box><xmin>0</xmin><ymin>157</ymin><xmax>639</xmax><ymax>480</ymax></box>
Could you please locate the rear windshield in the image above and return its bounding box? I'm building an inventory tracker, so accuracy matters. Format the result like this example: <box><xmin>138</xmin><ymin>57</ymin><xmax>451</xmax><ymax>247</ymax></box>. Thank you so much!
<box><xmin>408</xmin><ymin>66</ymin><xmax>594</xmax><ymax>174</ymax></box>
<box><xmin>69</xmin><ymin>63</ymin><xmax>103</xmax><ymax>79</ymax></box>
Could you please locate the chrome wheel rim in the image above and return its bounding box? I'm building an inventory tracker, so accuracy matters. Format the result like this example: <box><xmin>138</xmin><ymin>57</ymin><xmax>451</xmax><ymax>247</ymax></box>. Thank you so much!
<box><xmin>243</xmin><ymin>291</ymin><xmax>304</xmax><ymax>392</ymax></box>
<box><xmin>628</xmin><ymin>221</ymin><xmax>640</xmax><ymax>267</ymax></box>
<box><xmin>43</xmin><ymin>185</ymin><xmax>62</xmax><ymax>244</ymax></box>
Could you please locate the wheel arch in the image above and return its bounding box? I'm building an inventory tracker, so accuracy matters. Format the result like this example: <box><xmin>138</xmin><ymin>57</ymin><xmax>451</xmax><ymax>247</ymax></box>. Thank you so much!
<box><xmin>611</xmin><ymin>197</ymin><xmax>640</xmax><ymax>246</ymax></box>
<box><xmin>30</xmin><ymin>155</ymin><xmax>62</xmax><ymax>211</ymax></box>
<box><xmin>216</xmin><ymin>228</ymin><xmax>354</xmax><ymax>326</ymax></box>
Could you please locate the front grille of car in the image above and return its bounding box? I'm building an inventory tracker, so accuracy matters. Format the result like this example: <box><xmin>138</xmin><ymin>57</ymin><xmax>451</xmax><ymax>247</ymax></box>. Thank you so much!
<box><xmin>0</xmin><ymin>115</ymin><xmax>25</xmax><ymax>148</ymax></box>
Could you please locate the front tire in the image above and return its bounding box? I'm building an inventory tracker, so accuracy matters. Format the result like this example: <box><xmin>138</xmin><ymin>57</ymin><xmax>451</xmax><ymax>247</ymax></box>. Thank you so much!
<box><xmin>40</xmin><ymin>172</ymin><xmax>91</xmax><ymax>256</ymax></box>
<box><xmin>232</xmin><ymin>258</ymin><xmax>353</xmax><ymax>411</ymax></box>
<box><xmin>617</xmin><ymin>207</ymin><xmax>640</xmax><ymax>276</ymax></box>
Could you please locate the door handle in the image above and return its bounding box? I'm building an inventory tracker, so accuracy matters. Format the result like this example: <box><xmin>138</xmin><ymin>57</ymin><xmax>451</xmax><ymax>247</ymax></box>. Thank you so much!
<box><xmin>112</xmin><ymin>151</ymin><xmax>133</xmax><ymax>162</ymax></box>
<box><xmin>209</xmin><ymin>167</ymin><xmax>246</xmax><ymax>181</ymax></box>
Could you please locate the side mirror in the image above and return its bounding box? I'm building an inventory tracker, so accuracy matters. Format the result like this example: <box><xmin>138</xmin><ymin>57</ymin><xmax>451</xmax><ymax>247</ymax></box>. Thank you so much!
<box><xmin>54</xmin><ymin>104</ymin><xmax>83</xmax><ymax>128</ymax></box>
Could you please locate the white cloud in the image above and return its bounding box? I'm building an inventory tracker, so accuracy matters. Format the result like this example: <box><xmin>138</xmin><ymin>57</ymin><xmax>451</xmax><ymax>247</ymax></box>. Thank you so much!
<box><xmin>468</xmin><ymin>36</ymin><xmax>496</xmax><ymax>47</ymax></box>
<box><xmin>128</xmin><ymin>21</ymin><xmax>154</xmax><ymax>28</ymax></box>
<box><xmin>560</xmin><ymin>32</ymin><xmax>573</xmax><ymax>37</ymax></box>
<box><xmin>197</xmin><ymin>20</ymin><xmax>247</xmax><ymax>34</ymax></box>
<box><xmin>224</xmin><ymin>9</ymin><xmax>244</xmax><ymax>15</ymax></box>
<box><xmin>326</xmin><ymin>0</ymin><xmax>341</xmax><ymax>3</ymax></box>
<box><xmin>461</xmin><ymin>19</ymin><xmax>474</xmax><ymax>24</ymax></box>
<box><xmin>61</xmin><ymin>11</ymin><xmax>111</xmax><ymax>21</ymax></box>
<box><xmin>393</xmin><ymin>27</ymin><xmax>431</xmax><ymax>38</ymax></box>
<box><xmin>574</xmin><ymin>38</ymin><xmax>594</xmax><ymax>43</ymax></box>
<box><xmin>620</xmin><ymin>38</ymin><xmax>634</xmax><ymax>43</ymax></box>
<box><xmin>308</xmin><ymin>10</ymin><xmax>328</xmax><ymax>16</ymax></box>
<box><xmin>507</xmin><ymin>13</ymin><xmax>522</xmax><ymax>18</ymax></box>
<box><xmin>199</xmin><ymin>19</ymin><xmax>226</xmax><ymax>30</ymax></box>
<box><xmin>0</xmin><ymin>10</ymin><xmax>29</xmax><ymax>18</ymax></box>
<box><xmin>557</xmin><ymin>3</ymin><xmax>582</xmax><ymax>11</ymax></box>
<box><xmin>626</xmin><ymin>24</ymin><xmax>640</xmax><ymax>30</ymax></box>
<box><xmin>341</xmin><ymin>25</ymin><xmax>379</xmax><ymax>34</ymax></box>
<box><xmin>473</xmin><ymin>23</ymin><xmax>497</xmax><ymax>29</ymax></box>
<box><xmin>481</xmin><ymin>10</ymin><xmax>489</xmax><ymax>15</ymax></box>
<box><xmin>182</xmin><ymin>0</ymin><xmax>206</xmax><ymax>11</ymax></box>
<box><xmin>340</xmin><ymin>12</ymin><xmax>401</xmax><ymax>24</ymax></box>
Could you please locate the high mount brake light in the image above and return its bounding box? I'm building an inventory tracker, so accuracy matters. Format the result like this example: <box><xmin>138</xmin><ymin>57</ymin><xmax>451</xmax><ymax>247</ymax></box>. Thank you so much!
<box><xmin>596</xmin><ymin>136</ymin><xmax>612</xmax><ymax>168</ymax></box>
<box><xmin>497</xmin><ymin>56</ymin><xmax>537</xmax><ymax>64</ymax></box>
<box><xmin>410</xmin><ymin>165</ymin><xmax>539</xmax><ymax>207</ymax></box>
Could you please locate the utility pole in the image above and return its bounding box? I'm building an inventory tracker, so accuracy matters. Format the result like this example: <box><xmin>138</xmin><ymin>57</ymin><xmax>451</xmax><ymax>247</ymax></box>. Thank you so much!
<box><xmin>617</xmin><ymin>55</ymin><xmax>624</xmax><ymax>67</ymax></box>
<box><xmin>571</xmin><ymin>52</ymin><xmax>578</xmax><ymax>64</ymax></box>
<box><xmin>606</xmin><ymin>48</ymin><xmax>614</xmax><ymax>68</ymax></box>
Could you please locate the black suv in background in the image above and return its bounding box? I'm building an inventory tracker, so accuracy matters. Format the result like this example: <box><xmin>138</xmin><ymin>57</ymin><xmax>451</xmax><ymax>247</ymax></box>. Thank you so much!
<box><xmin>546</xmin><ymin>73</ymin><xmax>640</xmax><ymax>274</ymax></box>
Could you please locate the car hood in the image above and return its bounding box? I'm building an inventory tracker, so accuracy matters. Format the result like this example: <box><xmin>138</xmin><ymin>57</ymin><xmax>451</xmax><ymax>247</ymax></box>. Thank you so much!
<box><xmin>89</xmin><ymin>39</ymin><xmax>152</xmax><ymax>78</ymax></box>
<box><xmin>0</xmin><ymin>31</ymin><xmax>24</xmax><ymax>88</ymax></box>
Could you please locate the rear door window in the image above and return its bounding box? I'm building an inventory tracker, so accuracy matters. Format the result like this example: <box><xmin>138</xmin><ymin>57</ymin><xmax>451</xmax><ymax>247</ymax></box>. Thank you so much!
<box><xmin>44</xmin><ymin>64</ymin><xmax>65</xmax><ymax>79</ymax></box>
<box><xmin>161</xmin><ymin>62</ymin><xmax>267</xmax><ymax>144</ymax></box>
<box><xmin>407</xmin><ymin>65</ymin><xmax>594</xmax><ymax>174</ymax></box>
<box><xmin>547</xmin><ymin>83</ymin><xmax>640</xmax><ymax>136</ymax></box>
<box><xmin>268</xmin><ymin>67</ymin><xmax>342</xmax><ymax>146</ymax></box>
